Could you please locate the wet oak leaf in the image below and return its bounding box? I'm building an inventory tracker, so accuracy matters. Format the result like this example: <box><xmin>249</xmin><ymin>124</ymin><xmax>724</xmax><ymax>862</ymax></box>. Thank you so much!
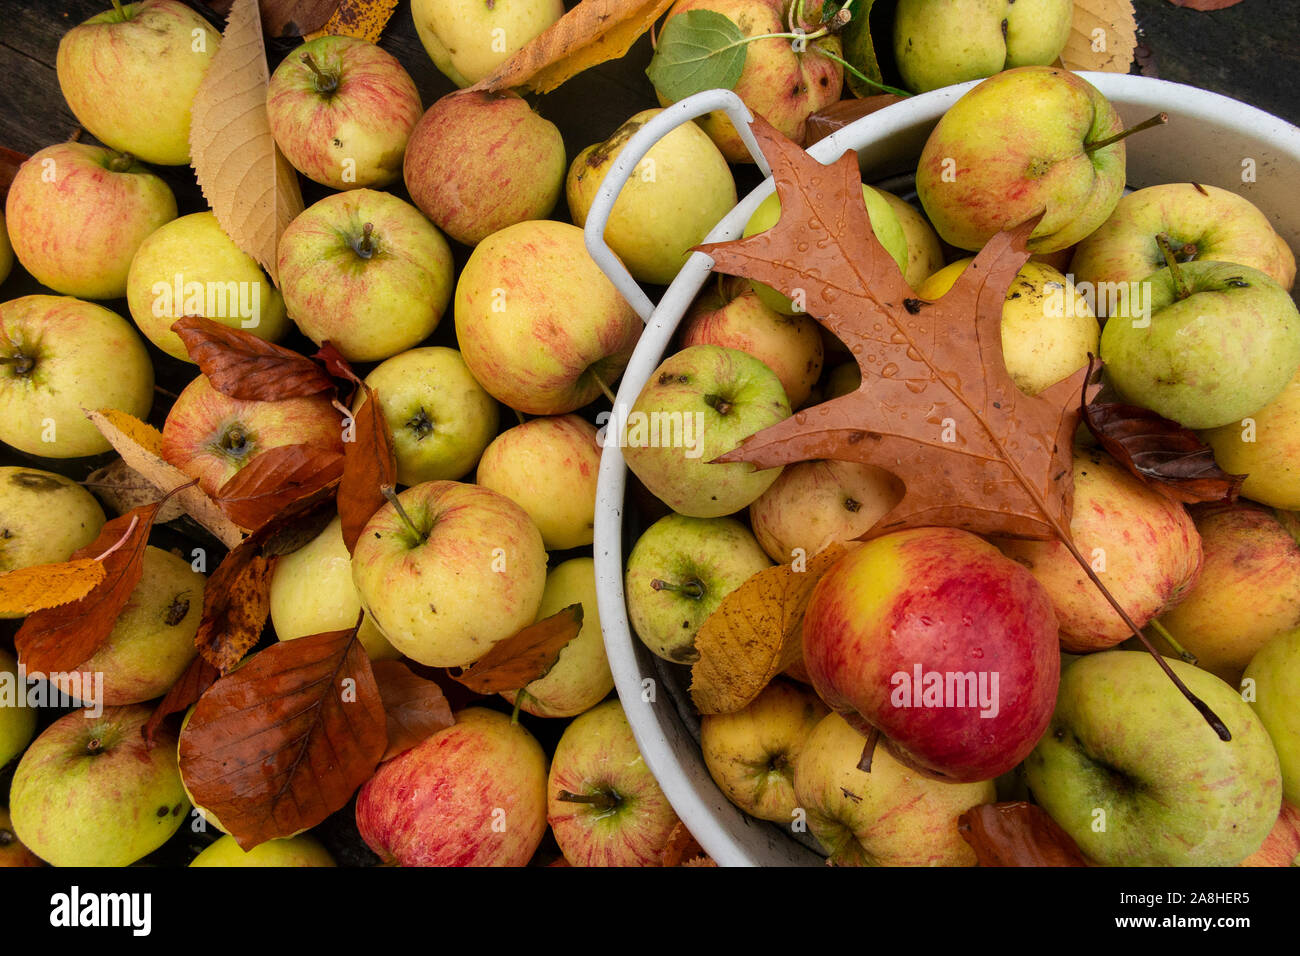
<box><xmin>194</xmin><ymin>536</ymin><xmax>273</xmax><ymax>673</ymax></box>
<box><xmin>178</xmin><ymin>624</ymin><xmax>386</xmax><ymax>850</ymax></box>
<box><xmin>689</xmin><ymin>544</ymin><xmax>847</xmax><ymax>715</ymax></box>
<box><xmin>214</xmin><ymin>443</ymin><xmax>345</xmax><ymax>531</ymax></box>
<box><xmin>143</xmin><ymin>655</ymin><xmax>221</xmax><ymax>748</ymax></box>
<box><xmin>958</xmin><ymin>802</ymin><xmax>1091</xmax><ymax>866</ymax></box>
<box><xmin>338</xmin><ymin>384</ymin><xmax>396</xmax><ymax>554</ymax></box>
<box><xmin>172</xmin><ymin>315</ymin><xmax>335</xmax><ymax>401</ymax></box>
<box><xmin>307</xmin><ymin>0</ymin><xmax>399</xmax><ymax>43</ymax></box>
<box><xmin>0</xmin><ymin>560</ymin><xmax>106</xmax><ymax>617</ymax></box>
<box><xmin>700</xmin><ymin>114</ymin><xmax>1097</xmax><ymax>544</ymax></box>
<box><xmin>371</xmin><ymin>659</ymin><xmax>455</xmax><ymax>761</ymax></box>
<box><xmin>15</xmin><ymin>505</ymin><xmax>159</xmax><ymax>673</ymax></box>
<box><xmin>450</xmin><ymin>604</ymin><xmax>584</xmax><ymax>695</ymax></box>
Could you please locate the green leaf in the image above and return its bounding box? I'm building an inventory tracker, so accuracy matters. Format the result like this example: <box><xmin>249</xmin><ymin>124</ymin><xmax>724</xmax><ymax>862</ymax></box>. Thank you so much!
<box><xmin>646</xmin><ymin>9</ymin><xmax>748</xmax><ymax>102</ymax></box>
<box><xmin>840</xmin><ymin>0</ymin><xmax>885</xmax><ymax>98</ymax></box>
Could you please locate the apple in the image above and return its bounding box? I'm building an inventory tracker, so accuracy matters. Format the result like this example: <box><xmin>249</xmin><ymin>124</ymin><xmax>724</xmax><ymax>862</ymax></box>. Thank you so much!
<box><xmin>894</xmin><ymin>0</ymin><xmax>1073</xmax><ymax>94</ymax></box>
<box><xmin>793</xmin><ymin>710</ymin><xmax>995</xmax><ymax>865</ymax></box>
<box><xmin>503</xmin><ymin>558</ymin><xmax>614</xmax><ymax>719</ymax></box>
<box><xmin>9</xmin><ymin>704</ymin><xmax>190</xmax><ymax>866</ymax></box>
<box><xmin>405</xmin><ymin>90</ymin><xmax>566</xmax><ymax>248</ymax></box>
<box><xmin>1100</xmin><ymin>260</ymin><xmax>1300</xmax><ymax>429</ymax></box>
<box><xmin>1245</xmin><ymin>628</ymin><xmax>1300</xmax><ymax>806</ymax></box>
<box><xmin>547</xmin><ymin>699</ymin><xmax>680</xmax><ymax>866</ymax></box>
<box><xmin>880</xmin><ymin>190</ymin><xmax>946</xmax><ymax>289</ymax></box>
<box><xmin>161</xmin><ymin>372</ymin><xmax>344</xmax><ymax>500</ymax></box>
<box><xmin>411</xmin><ymin>0</ymin><xmax>565</xmax><ymax>88</ymax></box>
<box><xmin>277</xmin><ymin>190</ymin><xmax>453</xmax><ymax>363</ymax></box>
<box><xmin>1024</xmin><ymin>650</ymin><xmax>1281</xmax><ymax>866</ymax></box>
<box><xmin>700</xmin><ymin>678</ymin><xmax>828</xmax><ymax>823</ymax></box>
<box><xmin>0</xmin><ymin>649</ymin><xmax>36</xmax><ymax>769</ymax></box>
<box><xmin>454</xmin><ymin>219</ymin><xmax>641</xmax><ymax>415</ymax></box>
<box><xmin>267</xmin><ymin>35</ymin><xmax>422</xmax><ymax>191</ymax></box>
<box><xmin>0</xmin><ymin>295</ymin><xmax>154</xmax><ymax>458</ymax></box>
<box><xmin>623</xmin><ymin>345</ymin><xmax>791</xmax><ymax>518</ymax></box>
<box><xmin>5</xmin><ymin>142</ymin><xmax>177</xmax><ymax>299</ymax></box>
<box><xmin>824</xmin><ymin>361</ymin><xmax>860</xmax><ymax>400</ymax></box>
<box><xmin>351</xmin><ymin>481</ymin><xmax>547</xmax><ymax>668</ymax></box>
<box><xmin>1152</xmin><ymin>505</ymin><xmax>1300</xmax><ymax>685</ymax></box>
<box><xmin>47</xmin><ymin>546</ymin><xmax>204</xmax><ymax>706</ymax></box>
<box><xmin>678</xmin><ymin>275</ymin><xmax>823</xmax><ymax>409</ymax></box>
<box><xmin>1202</xmin><ymin>369</ymin><xmax>1300</xmax><ymax>509</ymax></box>
<box><xmin>997</xmin><ymin>448</ymin><xmax>1202</xmax><ymax>652</ymax></box>
<box><xmin>917</xmin><ymin>258</ymin><xmax>1099</xmax><ymax>396</ymax></box>
<box><xmin>0</xmin><ymin>467</ymin><xmax>106</xmax><ymax>576</ymax></box>
<box><xmin>1070</xmin><ymin>183</ymin><xmax>1296</xmax><ymax>297</ymax></box>
<box><xmin>803</xmin><ymin>527</ymin><xmax>1060</xmax><ymax>783</ymax></box>
<box><xmin>654</xmin><ymin>0</ymin><xmax>842</xmax><ymax>163</ymax></box>
<box><xmin>625</xmin><ymin>512</ymin><xmax>771</xmax><ymax>663</ymax></box>
<box><xmin>476</xmin><ymin>415</ymin><xmax>601</xmax><ymax>551</ymax></box>
<box><xmin>56</xmin><ymin>0</ymin><xmax>219</xmax><ymax>165</ymax></box>
<box><xmin>356</xmin><ymin>707</ymin><xmax>548</xmax><ymax>866</ymax></box>
<box><xmin>190</xmin><ymin>833</ymin><xmax>335</xmax><ymax>867</ymax></box>
<box><xmin>1240</xmin><ymin>802</ymin><xmax>1300</xmax><ymax>867</ymax></box>
<box><xmin>269</xmin><ymin>515</ymin><xmax>399</xmax><ymax>662</ymax></box>
<box><xmin>916</xmin><ymin>66</ymin><xmax>1130</xmax><ymax>253</ymax></box>
<box><xmin>126</xmin><ymin>211</ymin><xmax>289</xmax><ymax>361</ymax></box>
<box><xmin>355</xmin><ymin>347</ymin><xmax>498</xmax><ymax>487</ymax></box>
<box><xmin>0</xmin><ymin>807</ymin><xmax>42</xmax><ymax>867</ymax></box>
<box><xmin>568</xmin><ymin>107</ymin><xmax>737</xmax><ymax>285</ymax></box>
<box><xmin>749</xmin><ymin>459</ymin><xmax>903</xmax><ymax>563</ymax></box>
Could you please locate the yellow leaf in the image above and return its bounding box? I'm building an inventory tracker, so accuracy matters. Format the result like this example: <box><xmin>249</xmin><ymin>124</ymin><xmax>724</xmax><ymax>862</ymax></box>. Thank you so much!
<box><xmin>0</xmin><ymin>560</ymin><xmax>106</xmax><ymax>616</ymax></box>
<box><xmin>88</xmin><ymin>409</ymin><xmax>245</xmax><ymax>550</ymax></box>
<box><xmin>690</xmin><ymin>544</ymin><xmax>848</xmax><ymax>715</ymax></box>
<box><xmin>474</xmin><ymin>0</ymin><xmax>676</xmax><ymax>95</ymax></box>
<box><xmin>189</xmin><ymin>0</ymin><xmax>305</xmax><ymax>285</ymax></box>
<box><xmin>307</xmin><ymin>0</ymin><xmax>399</xmax><ymax>44</ymax></box>
<box><xmin>1060</xmin><ymin>0</ymin><xmax>1137</xmax><ymax>73</ymax></box>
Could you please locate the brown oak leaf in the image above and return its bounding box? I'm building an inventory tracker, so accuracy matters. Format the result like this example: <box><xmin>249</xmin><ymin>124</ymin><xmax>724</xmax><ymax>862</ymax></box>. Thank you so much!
<box><xmin>450</xmin><ymin>604</ymin><xmax>584</xmax><ymax>695</ymax></box>
<box><xmin>372</xmin><ymin>660</ymin><xmax>455</xmax><ymax>761</ymax></box>
<box><xmin>338</xmin><ymin>384</ymin><xmax>396</xmax><ymax>553</ymax></box>
<box><xmin>172</xmin><ymin>316</ymin><xmax>335</xmax><ymax>402</ymax></box>
<box><xmin>958</xmin><ymin>802</ymin><xmax>1091</xmax><ymax>866</ymax></box>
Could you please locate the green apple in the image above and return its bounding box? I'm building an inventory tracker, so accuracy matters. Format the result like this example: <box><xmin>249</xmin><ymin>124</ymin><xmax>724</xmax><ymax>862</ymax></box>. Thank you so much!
<box><xmin>10</xmin><ymin>704</ymin><xmax>190</xmax><ymax>866</ymax></box>
<box><xmin>568</xmin><ymin>108</ymin><xmax>737</xmax><ymax>285</ymax></box>
<box><xmin>1245</xmin><ymin>628</ymin><xmax>1300</xmax><ymax>807</ymax></box>
<box><xmin>917</xmin><ymin>66</ymin><xmax>1129</xmax><ymax>253</ymax></box>
<box><xmin>622</xmin><ymin>345</ymin><xmax>790</xmax><ymax>518</ymax></box>
<box><xmin>411</xmin><ymin>0</ymin><xmax>564</xmax><ymax>88</ymax></box>
<box><xmin>56</xmin><ymin>0</ymin><xmax>219</xmax><ymax>165</ymax></box>
<box><xmin>190</xmin><ymin>833</ymin><xmax>335</xmax><ymax>867</ymax></box>
<box><xmin>701</xmin><ymin>679</ymin><xmax>828</xmax><ymax>823</ymax></box>
<box><xmin>269</xmin><ymin>515</ymin><xmax>399</xmax><ymax>662</ymax></box>
<box><xmin>351</xmin><ymin>481</ymin><xmax>547</xmax><ymax>668</ymax></box>
<box><xmin>127</xmin><ymin>211</ymin><xmax>289</xmax><ymax>360</ymax></box>
<box><xmin>0</xmin><ymin>467</ymin><xmax>106</xmax><ymax>576</ymax></box>
<box><xmin>0</xmin><ymin>295</ymin><xmax>154</xmax><ymax>457</ymax></box>
<box><xmin>879</xmin><ymin>190</ymin><xmax>946</xmax><ymax>289</ymax></box>
<box><xmin>744</xmin><ymin>185</ymin><xmax>907</xmax><ymax>315</ymax></box>
<box><xmin>1026</xmin><ymin>650</ymin><xmax>1281</xmax><ymax>866</ymax></box>
<box><xmin>894</xmin><ymin>0</ymin><xmax>1073</xmax><ymax>94</ymax></box>
<box><xmin>356</xmin><ymin>347</ymin><xmax>497</xmax><ymax>486</ymax></box>
<box><xmin>1100</xmin><ymin>260</ymin><xmax>1300</xmax><ymax>429</ymax></box>
<box><xmin>1202</xmin><ymin>370</ymin><xmax>1300</xmax><ymax>509</ymax></box>
<box><xmin>625</xmin><ymin>512</ymin><xmax>771</xmax><ymax>663</ymax></box>
<box><xmin>277</xmin><ymin>189</ymin><xmax>454</xmax><ymax>362</ymax></box>
<box><xmin>0</xmin><ymin>649</ymin><xmax>36</xmax><ymax>769</ymax></box>
<box><xmin>503</xmin><ymin>557</ymin><xmax>614</xmax><ymax>719</ymax></box>
<box><xmin>793</xmin><ymin>710</ymin><xmax>995</xmax><ymax>866</ymax></box>
<box><xmin>4</xmin><ymin>143</ymin><xmax>177</xmax><ymax>299</ymax></box>
<box><xmin>825</xmin><ymin>361</ymin><xmax>861</xmax><ymax>400</ymax></box>
<box><xmin>476</xmin><ymin>415</ymin><xmax>601</xmax><ymax>550</ymax></box>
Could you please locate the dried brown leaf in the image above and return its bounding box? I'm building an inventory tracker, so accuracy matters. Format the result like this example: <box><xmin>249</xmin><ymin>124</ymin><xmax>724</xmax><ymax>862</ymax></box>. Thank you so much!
<box><xmin>958</xmin><ymin>802</ymin><xmax>1091</xmax><ymax>866</ymax></box>
<box><xmin>450</xmin><ymin>604</ymin><xmax>584</xmax><ymax>695</ymax></box>
<box><xmin>0</xmin><ymin>560</ymin><xmax>106</xmax><ymax>617</ymax></box>
<box><xmin>307</xmin><ymin>0</ymin><xmax>399</xmax><ymax>43</ymax></box>
<box><xmin>372</xmin><ymin>660</ymin><xmax>455</xmax><ymax>761</ymax></box>
<box><xmin>214</xmin><ymin>444</ymin><xmax>344</xmax><ymax>531</ymax></box>
<box><xmin>84</xmin><ymin>459</ymin><xmax>186</xmax><ymax>522</ymax></box>
<box><xmin>195</xmin><ymin>536</ymin><xmax>273</xmax><ymax>673</ymax></box>
<box><xmin>805</xmin><ymin>96</ymin><xmax>903</xmax><ymax>148</ymax></box>
<box><xmin>143</xmin><ymin>655</ymin><xmax>221</xmax><ymax>748</ymax></box>
<box><xmin>1060</xmin><ymin>0</ymin><xmax>1138</xmax><ymax>73</ymax></box>
<box><xmin>172</xmin><ymin>315</ymin><xmax>334</xmax><ymax>401</ymax></box>
<box><xmin>261</xmin><ymin>0</ymin><xmax>340</xmax><ymax>36</ymax></box>
<box><xmin>338</xmin><ymin>384</ymin><xmax>396</xmax><ymax>553</ymax></box>
<box><xmin>660</xmin><ymin>821</ymin><xmax>715</xmax><ymax>867</ymax></box>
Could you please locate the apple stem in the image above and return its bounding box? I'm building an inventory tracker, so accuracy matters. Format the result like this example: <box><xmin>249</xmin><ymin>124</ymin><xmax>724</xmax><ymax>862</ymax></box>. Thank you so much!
<box><xmin>0</xmin><ymin>354</ymin><xmax>34</xmax><ymax>376</ymax></box>
<box><xmin>300</xmin><ymin>53</ymin><xmax>339</xmax><ymax>95</ymax></box>
<box><xmin>514</xmin><ymin>408</ymin><xmax>527</xmax><ymax>427</ymax></box>
<box><xmin>856</xmin><ymin>725</ymin><xmax>880</xmax><ymax>773</ymax></box>
<box><xmin>1083</xmin><ymin>112</ymin><xmax>1169</xmax><ymax>155</ymax></box>
<box><xmin>556</xmin><ymin>789</ymin><xmax>620</xmax><ymax>812</ymax></box>
<box><xmin>381</xmin><ymin>485</ymin><xmax>427</xmax><ymax>545</ymax></box>
<box><xmin>588</xmin><ymin>367</ymin><xmax>617</xmax><ymax>405</ymax></box>
<box><xmin>510</xmin><ymin>690</ymin><xmax>525</xmax><ymax>725</ymax></box>
<box><xmin>1156</xmin><ymin>233</ymin><xmax>1192</xmax><ymax>300</ymax></box>
<box><xmin>703</xmin><ymin>394</ymin><xmax>733</xmax><ymax>416</ymax></box>
<box><xmin>107</xmin><ymin>152</ymin><xmax>134</xmax><ymax>173</ymax></box>
<box><xmin>109</xmin><ymin>0</ymin><xmax>125</xmax><ymax>18</ymax></box>
<box><xmin>651</xmin><ymin>578</ymin><xmax>705</xmax><ymax>600</ymax></box>
<box><xmin>1149</xmin><ymin>618</ymin><xmax>1198</xmax><ymax>665</ymax></box>
<box><xmin>356</xmin><ymin>222</ymin><xmax>375</xmax><ymax>259</ymax></box>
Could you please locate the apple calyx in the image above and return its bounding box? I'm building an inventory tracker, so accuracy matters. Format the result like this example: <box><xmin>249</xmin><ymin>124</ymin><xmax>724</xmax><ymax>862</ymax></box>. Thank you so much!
<box><xmin>651</xmin><ymin>577</ymin><xmax>706</xmax><ymax>600</ymax></box>
<box><xmin>218</xmin><ymin>423</ymin><xmax>251</xmax><ymax>458</ymax></box>
<box><xmin>405</xmin><ymin>407</ymin><xmax>434</xmax><ymax>440</ymax></box>
<box><xmin>300</xmin><ymin>53</ymin><xmax>340</xmax><ymax>96</ymax></box>
<box><xmin>381</xmin><ymin>485</ymin><xmax>429</xmax><ymax>546</ymax></box>
<box><xmin>0</xmin><ymin>353</ymin><xmax>35</xmax><ymax>377</ymax></box>
<box><xmin>1083</xmin><ymin>112</ymin><xmax>1169</xmax><ymax>156</ymax></box>
<box><xmin>556</xmin><ymin>787</ymin><xmax>621</xmax><ymax>813</ymax></box>
<box><xmin>352</xmin><ymin>222</ymin><xmax>377</xmax><ymax>260</ymax></box>
<box><xmin>1156</xmin><ymin>233</ymin><xmax>1192</xmax><ymax>300</ymax></box>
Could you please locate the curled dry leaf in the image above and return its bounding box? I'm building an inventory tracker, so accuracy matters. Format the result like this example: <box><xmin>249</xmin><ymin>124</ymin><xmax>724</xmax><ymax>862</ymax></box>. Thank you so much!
<box><xmin>189</xmin><ymin>0</ymin><xmax>304</xmax><ymax>285</ymax></box>
<box><xmin>957</xmin><ymin>802</ymin><xmax>1091</xmax><ymax>866</ymax></box>
<box><xmin>473</xmin><ymin>0</ymin><xmax>677</xmax><ymax>95</ymax></box>
<box><xmin>178</xmin><ymin>625</ymin><xmax>387</xmax><ymax>850</ymax></box>
<box><xmin>450</xmin><ymin>604</ymin><xmax>584</xmax><ymax>695</ymax></box>
<box><xmin>88</xmin><ymin>409</ymin><xmax>245</xmax><ymax>549</ymax></box>
<box><xmin>15</xmin><ymin>505</ymin><xmax>158</xmax><ymax>673</ymax></box>
<box><xmin>338</xmin><ymin>384</ymin><xmax>396</xmax><ymax>554</ymax></box>
<box><xmin>689</xmin><ymin>545</ymin><xmax>847</xmax><ymax>715</ymax></box>
<box><xmin>372</xmin><ymin>659</ymin><xmax>455</xmax><ymax>761</ymax></box>
<box><xmin>307</xmin><ymin>0</ymin><xmax>399</xmax><ymax>43</ymax></box>
<box><xmin>214</xmin><ymin>444</ymin><xmax>345</xmax><ymax>531</ymax></box>
<box><xmin>660</xmin><ymin>820</ymin><xmax>715</xmax><ymax>867</ymax></box>
<box><xmin>84</xmin><ymin>459</ymin><xmax>186</xmax><ymax>522</ymax></box>
<box><xmin>258</xmin><ymin>0</ymin><xmax>340</xmax><ymax>37</ymax></box>
<box><xmin>143</xmin><ymin>654</ymin><xmax>221</xmax><ymax>748</ymax></box>
<box><xmin>0</xmin><ymin>560</ymin><xmax>106</xmax><ymax>617</ymax></box>
<box><xmin>172</xmin><ymin>315</ymin><xmax>334</xmax><ymax>402</ymax></box>
<box><xmin>805</xmin><ymin>95</ymin><xmax>904</xmax><ymax>147</ymax></box>
<box><xmin>1060</xmin><ymin>0</ymin><xmax>1138</xmax><ymax>73</ymax></box>
<box><xmin>194</xmin><ymin>535</ymin><xmax>273</xmax><ymax>673</ymax></box>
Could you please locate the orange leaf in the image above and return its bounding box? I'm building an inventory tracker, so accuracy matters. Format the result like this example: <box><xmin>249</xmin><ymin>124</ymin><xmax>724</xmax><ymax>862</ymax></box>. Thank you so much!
<box><xmin>689</xmin><ymin>545</ymin><xmax>847</xmax><ymax>715</ymax></box>
<box><xmin>372</xmin><ymin>660</ymin><xmax>455</xmax><ymax>762</ymax></box>
<box><xmin>178</xmin><ymin>625</ymin><xmax>387</xmax><ymax>850</ymax></box>
<box><xmin>660</xmin><ymin>821</ymin><xmax>715</xmax><ymax>867</ymax></box>
<box><xmin>450</xmin><ymin>604</ymin><xmax>584</xmax><ymax>695</ymax></box>
<box><xmin>307</xmin><ymin>0</ymin><xmax>399</xmax><ymax>43</ymax></box>
<box><xmin>957</xmin><ymin>802</ymin><xmax>1091</xmax><ymax>866</ymax></box>
<box><xmin>338</xmin><ymin>384</ymin><xmax>396</xmax><ymax>554</ymax></box>
<box><xmin>0</xmin><ymin>559</ymin><xmax>106</xmax><ymax>616</ymax></box>
<box><xmin>214</xmin><ymin>444</ymin><xmax>345</xmax><ymax>531</ymax></box>
<box><xmin>172</xmin><ymin>315</ymin><xmax>335</xmax><ymax>402</ymax></box>
<box><xmin>195</xmin><ymin>536</ymin><xmax>273</xmax><ymax>673</ymax></box>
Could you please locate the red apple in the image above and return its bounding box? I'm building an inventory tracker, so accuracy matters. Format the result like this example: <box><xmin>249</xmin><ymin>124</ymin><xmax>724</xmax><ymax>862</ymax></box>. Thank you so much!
<box><xmin>1240</xmin><ymin>802</ymin><xmax>1300</xmax><ymax>867</ymax></box>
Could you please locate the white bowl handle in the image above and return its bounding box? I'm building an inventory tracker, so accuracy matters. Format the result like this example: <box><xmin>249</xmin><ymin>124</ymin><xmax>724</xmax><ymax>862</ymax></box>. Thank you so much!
<box><xmin>582</xmin><ymin>89</ymin><xmax>774</xmax><ymax>321</ymax></box>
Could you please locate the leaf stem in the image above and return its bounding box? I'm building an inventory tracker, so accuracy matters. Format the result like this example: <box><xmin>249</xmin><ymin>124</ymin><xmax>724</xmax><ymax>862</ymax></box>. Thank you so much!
<box><xmin>812</xmin><ymin>48</ymin><xmax>912</xmax><ymax>98</ymax></box>
<box><xmin>91</xmin><ymin>514</ymin><xmax>139</xmax><ymax>562</ymax></box>
<box><xmin>1149</xmin><ymin>618</ymin><xmax>1198</xmax><ymax>665</ymax></box>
